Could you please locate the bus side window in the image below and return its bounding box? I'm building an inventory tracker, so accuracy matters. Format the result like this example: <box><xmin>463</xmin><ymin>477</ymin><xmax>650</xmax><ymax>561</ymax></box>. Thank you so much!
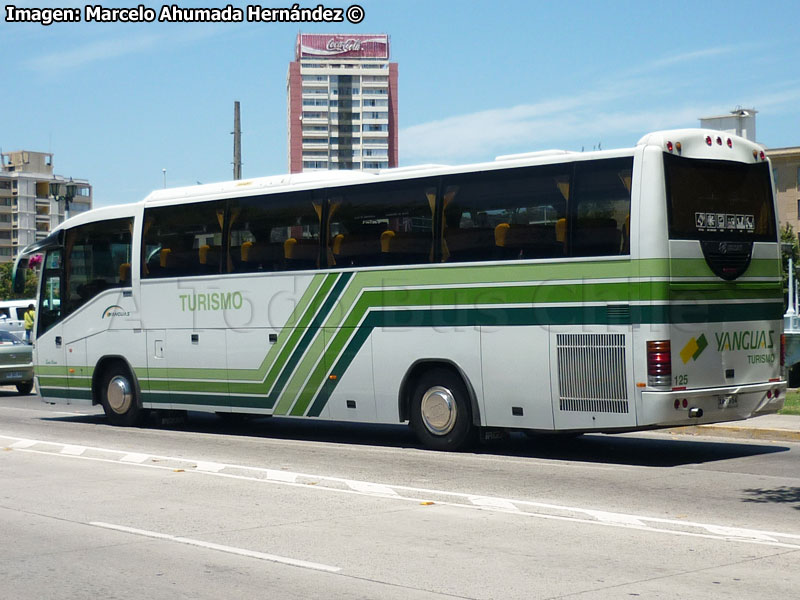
<box><xmin>570</xmin><ymin>158</ymin><xmax>633</xmax><ymax>257</ymax></box>
<box><xmin>63</xmin><ymin>217</ymin><xmax>134</xmax><ymax>319</ymax></box>
<box><xmin>442</xmin><ymin>165</ymin><xmax>568</xmax><ymax>263</ymax></box>
<box><xmin>142</xmin><ymin>202</ymin><xmax>225</xmax><ymax>278</ymax></box>
<box><xmin>229</xmin><ymin>191</ymin><xmax>319</xmax><ymax>273</ymax></box>
<box><xmin>326</xmin><ymin>178</ymin><xmax>435</xmax><ymax>268</ymax></box>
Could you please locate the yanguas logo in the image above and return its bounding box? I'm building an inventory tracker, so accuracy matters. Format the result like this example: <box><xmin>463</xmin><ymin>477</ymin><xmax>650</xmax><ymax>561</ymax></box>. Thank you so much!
<box><xmin>680</xmin><ymin>334</ymin><xmax>708</xmax><ymax>364</ymax></box>
<box><xmin>102</xmin><ymin>305</ymin><xmax>130</xmax><ymax>319</ymax></box>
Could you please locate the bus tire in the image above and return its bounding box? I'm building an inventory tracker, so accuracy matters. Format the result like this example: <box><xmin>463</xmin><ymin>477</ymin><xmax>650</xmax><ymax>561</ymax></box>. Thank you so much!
<box><xmin>16</xmin><ymin>380</ymin><xmax>33</xmax><ymax>395</ymax></box>
<box><xmin>410</xmin><ymin>368</ymin><xmax>476</xmax><ymax>451</ymax></box>
<box><xmin>100</xmin><ymin>362</ymin><xmax>143</xmax><ymax>427</ymax></box>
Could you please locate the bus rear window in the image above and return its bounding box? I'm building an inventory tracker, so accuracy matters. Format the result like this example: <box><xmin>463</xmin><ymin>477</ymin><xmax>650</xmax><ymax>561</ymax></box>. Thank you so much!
<box><xmin>664</xmin><ymin>153</ymin><xmax>775</xmax><ymax>241</ymax></box>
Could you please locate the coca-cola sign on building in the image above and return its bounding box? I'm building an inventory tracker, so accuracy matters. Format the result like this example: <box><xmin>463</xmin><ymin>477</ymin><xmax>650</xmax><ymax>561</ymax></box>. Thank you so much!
<box><xmin>298</xmin><ymin>33</ymin><xmax>389</xmax><ymax>59</ymax></box>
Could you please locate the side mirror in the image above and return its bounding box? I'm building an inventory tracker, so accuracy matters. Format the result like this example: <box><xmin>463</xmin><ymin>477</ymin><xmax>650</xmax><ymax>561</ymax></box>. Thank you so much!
<box><xmin>12</xmin><ymin>256</ymin><xmax>28</xmax><ymax>294</ymax></box>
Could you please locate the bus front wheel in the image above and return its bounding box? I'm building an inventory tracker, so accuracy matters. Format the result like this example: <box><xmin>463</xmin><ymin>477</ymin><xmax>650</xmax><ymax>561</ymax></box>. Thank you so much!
<box><xmin>100</xmin><ymin>363</ymin><xmax>144</xmax><ymax>426</ymax></box>
<box><xmin>410</xmin><ymin>368</ymin><xmax>476</xmax><ymax>451</ymax></box>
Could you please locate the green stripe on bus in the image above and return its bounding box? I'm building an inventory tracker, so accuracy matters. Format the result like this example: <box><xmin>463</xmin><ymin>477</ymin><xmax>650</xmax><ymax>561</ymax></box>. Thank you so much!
<box><xmin>169</xmin><ymin>393</ymin><xmax>231</xmax><ymax>407</ymax></box>
<box><xmin>37</xmin><ymin>376</ymin><xmax>91</xmax><ymax>388</ymax></box>
<box><xmin>271</xmin><ymin>272</ymin><xmax>353</xmax><ymax>414</ymax></box>
<box><xmin>38</xmin><ymin>387</ymin><xmax>93</xmax><ymax>401</ymax></box>
<box><xmin>290</xmin><ymin>278</ymin><xmax>781</xmax><ymax>416</ymax></box>
<box><xmin>36</xmin><ymin>365</ymin><xmax>71</xmax><ymax>376</ymax></box>
<box><xmin>289</xmin><ymin>272</ymin><xmax>780</xmax><ymax>416</ymax></box>
<box><xmin>304</xmin><ymin>300</ymin><xmax>784</xmax><ymax>417</ymax></box>
<box><xmin>670</xmin><ymin>257</ymin><xmax>780</xmax><ymax>279</ymax></box>
<box><xmin>260</xmin><ymin>272</ymin><xmax>341</xmax><ymax>394</ymax></box>
<box><xmin>141</xmin><ymin>391</ymin><xmax>170</xmax><ymax>404</ymax></box>
<box><xmin>144</xmin><ymin>272</ymin><xmax>330</xmax><ymax>381</ymax></box>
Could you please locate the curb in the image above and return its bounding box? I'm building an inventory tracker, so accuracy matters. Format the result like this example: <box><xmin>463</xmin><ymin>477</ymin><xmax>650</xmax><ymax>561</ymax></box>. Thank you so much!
<box><xmin>664</xmin><ymin>424</ymin><xmax>800</xmax><ymax>443</ymax></box>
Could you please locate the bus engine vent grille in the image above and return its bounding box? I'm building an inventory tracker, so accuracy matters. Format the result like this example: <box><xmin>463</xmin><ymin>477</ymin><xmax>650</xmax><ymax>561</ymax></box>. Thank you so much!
<box><xmin>556</xmin><ymin>333</ymin><xmax>628</xmax><ymax>413</ymax></box>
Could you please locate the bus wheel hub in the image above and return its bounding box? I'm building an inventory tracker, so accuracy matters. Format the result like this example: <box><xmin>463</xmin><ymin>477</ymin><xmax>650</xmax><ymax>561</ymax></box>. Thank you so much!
<box><xmin>420</xmin><ymin>386</ymin><xmax>457</xmax><ymax>436</ymax></box>
<box><xmin>107</xmin><ymin>376</ymin><xmax>132</xmax><ymax>414</ymax></box>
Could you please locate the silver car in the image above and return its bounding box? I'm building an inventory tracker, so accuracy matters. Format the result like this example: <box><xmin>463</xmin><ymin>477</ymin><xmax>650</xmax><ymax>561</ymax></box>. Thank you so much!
<box><xmin>0</xmin><ymin>330</ymin><xmax>34</xmax><ymax>394</ymax></box>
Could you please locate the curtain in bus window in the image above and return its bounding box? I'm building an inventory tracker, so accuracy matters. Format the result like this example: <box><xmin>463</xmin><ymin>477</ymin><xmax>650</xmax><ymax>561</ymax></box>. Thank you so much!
<box><xmin>63</xmin><ymin>217</ymin><xmax>133</xmax><ymax>318</ymax></box>
<box><xmin>441</xmin><ymin>164</ymin><xmax>570</xmax><ymax>263</ymax></box>
<box><xmin>570</xmin><ymin>158</ymin><xmax>633</xmax><ymax>257</ymax></box>
<box><xmin>228</xmin><ymin>191</ymin><xmax>319</xmax><ymax>273</ymax></box>
<box><xmin>142</xmin><ymin>201</ymin><xmax>225</xmax><ymax>278</ymax></box>
<box><xmin>326</xmin><ymin>178</ymin><xmax>436</xmax><ymax>268</ymax></box>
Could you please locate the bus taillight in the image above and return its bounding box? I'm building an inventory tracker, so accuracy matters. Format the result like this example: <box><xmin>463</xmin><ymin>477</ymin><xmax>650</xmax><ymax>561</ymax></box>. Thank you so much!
<box><xmin>647</xmin><ymin>340</ymin><xmax>671</xmax><ymax>387</ymax></box>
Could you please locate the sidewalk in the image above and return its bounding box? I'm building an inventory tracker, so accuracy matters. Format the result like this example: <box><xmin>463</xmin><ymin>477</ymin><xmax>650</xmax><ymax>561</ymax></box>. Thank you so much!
<box><xmin>664</xmin><ymin>414</ymin><xmax>800</xmax><ymax>443</ymax></box>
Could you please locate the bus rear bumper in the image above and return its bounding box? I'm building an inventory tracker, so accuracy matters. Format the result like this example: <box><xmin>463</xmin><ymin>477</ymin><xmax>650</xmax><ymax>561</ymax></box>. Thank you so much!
<box><xmin>639</xmin><ymin>381</ymin><xmax>786</xmax><ymax>428</ymax></box>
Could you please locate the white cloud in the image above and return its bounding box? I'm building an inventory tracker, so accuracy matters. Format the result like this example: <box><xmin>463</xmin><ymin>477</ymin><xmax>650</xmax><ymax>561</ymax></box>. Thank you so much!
<box><xmin>399</xmin><ymin>90</ymin><xmax>720</xmax><ymax>164</ymax></box>
<box><xmin>25</xmin><ymin>33</ymin><xmax>163</xmax><ymax>71</ymax></box>
<box><xmin>633</xmin><ymin>46</ymin><xmax>738</xmax><ymax>73</ymax></box>
<box><xmin>23</xmin><ymin>25</ymin><xmax>231</xmax><ymax>73</ymax></box>
<box><xmin>399</xmin><ymin>42</ymin><xmax>800</xmax><ymax>165</ymax></box>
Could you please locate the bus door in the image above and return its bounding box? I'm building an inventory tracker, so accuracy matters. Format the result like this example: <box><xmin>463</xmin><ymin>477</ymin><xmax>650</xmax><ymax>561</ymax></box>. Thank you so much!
<box><xmin>165</xmin><ymin>328</ymin><xmax>229</xmax><ymax>412</ymax></box>
<box><xmin>143</xmin><ymin>330</ymin><xmax>167</xmax><ymax>408</ymax></box>
<box><xmin>36</xmin><ymin>249</ymin><xmax>68</xmax><ymax>402</ymax></box>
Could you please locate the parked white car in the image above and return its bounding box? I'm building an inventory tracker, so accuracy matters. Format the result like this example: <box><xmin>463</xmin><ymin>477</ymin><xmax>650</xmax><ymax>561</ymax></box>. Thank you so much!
<box><xmin>0</xmin><ymin>299</ymin><xmax>34</xmax><ymax>341</ymax></box>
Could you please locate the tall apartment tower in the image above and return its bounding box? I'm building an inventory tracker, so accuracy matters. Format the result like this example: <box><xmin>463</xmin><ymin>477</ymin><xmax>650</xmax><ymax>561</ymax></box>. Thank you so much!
<box><xmin>287</xmin><ymin>33</ymin><xmax>398</xmax><ymax>173</ymax></box>
<box><xmin>0</xmin><ymin>151</ymin><xmax>92</xmax><ymax>263</ymax></box>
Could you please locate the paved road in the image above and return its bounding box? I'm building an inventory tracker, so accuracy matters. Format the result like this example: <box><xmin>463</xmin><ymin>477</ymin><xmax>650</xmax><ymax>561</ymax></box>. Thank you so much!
<box><xmin>2</xmin><ymin>391</ymin><xmax>799</xmax><ymax>599</ymax></box>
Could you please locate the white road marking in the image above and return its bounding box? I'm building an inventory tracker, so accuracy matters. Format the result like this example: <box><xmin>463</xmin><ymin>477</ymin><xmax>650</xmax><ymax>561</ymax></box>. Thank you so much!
<box><xmin>10</xmin><ymin>439</ymin><xmax>37</xmax><ymax>449</ymax></box>
<box><xmin>266</xmin><ymin>469</ymin><xmax>299</xmax><ymax>483</ymax></box>
<box><xmin>120</xmin><ymin>453</ymin><xmax>150</xmax><ymax>463</ymax></box>
<box><xmin>90</xmin><ymin>522</ymin><xmax>341</xmax><ymax>572</ymax></box>
<box><xmin>468</xmin><ymin>496</ymin><xmax>520</xmax><ymax>511</ymax></box>
<box><xmin>194</xmin><ymin>461</ymin><xmax>225</xmax><ymax>473</ymax></box>
<box><xmin>60</xmin><ymin>445</ymin><xmax>86</xmax><ymax>456</ymax></box>
<box><xmin>584</xmin><ymin>510</ymin><xmax>645</xmax><ymax>527</ymax></box>
<box><xmin>345</xmin><ymin>480</ymin><xmax>400</xmax><ymax>497</ymax></box>
<box><xmin>4</xmin><ymin>434</ymin><xmax>800</xmax><ymax>552</ymax></box>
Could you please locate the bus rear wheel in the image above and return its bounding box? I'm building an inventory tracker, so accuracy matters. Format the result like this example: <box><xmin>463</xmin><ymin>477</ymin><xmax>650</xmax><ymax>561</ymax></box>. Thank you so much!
<box><xmin>100</xmin><ymin>363</ymin><xmax>144</xmax><ymax>426</ymax></box>
<box><xmin>410</xmin><ymin>368</ymin><xmax>476</xmax><ymax>451</ymax></box>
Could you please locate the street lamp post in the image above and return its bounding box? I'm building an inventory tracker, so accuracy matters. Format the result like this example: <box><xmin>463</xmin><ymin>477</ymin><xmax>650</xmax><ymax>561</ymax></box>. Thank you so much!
<box><xmin>49</xmin><ymin>177</ymin><xmax>76</xmax><ymax>222</ymax></box>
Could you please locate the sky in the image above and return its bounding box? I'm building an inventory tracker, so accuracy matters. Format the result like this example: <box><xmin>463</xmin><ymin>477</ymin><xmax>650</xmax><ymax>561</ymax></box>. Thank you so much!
<box><xmin>1</xmin><ymin>0</ymin><xmax>799</xmax><ymax>207</ymax></box>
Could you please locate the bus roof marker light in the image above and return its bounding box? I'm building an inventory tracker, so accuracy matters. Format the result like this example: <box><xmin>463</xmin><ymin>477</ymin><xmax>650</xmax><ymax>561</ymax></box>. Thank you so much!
<box><xmin>706</xmin><ymin>136</ymin><xmax>713</xmax><ymax>146</ymax></box>
<box><xmin>760</xmin><ymin>150</ymin><xmax>766</xmax><ymax>161</ymax></box>
<box><xmin>675</xmin><ymin>142</ymin><xmax>682</xmax><ymax>153</ymax></box>
<box><xmin>727</xmin><ymin>138</ymin><xmax>733</xmax><ymax>148</ymax></box>
<box><xmin>666</xmin><ymin>141</ymin><xmax>674</xmax><ymax>153</ymax></box>
<box><xmin>716</xmin><ymin>136</ymin><xmax>722</xmax><ymax>146</ymax></box>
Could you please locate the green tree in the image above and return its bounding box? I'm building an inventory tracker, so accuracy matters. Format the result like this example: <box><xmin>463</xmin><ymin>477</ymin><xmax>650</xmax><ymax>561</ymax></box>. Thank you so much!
<box><xmin>0</xmin><ymin>262</ymin><xmax>39</xmax><ymax>301</ymax></box>
<box><xmin>780</xmin><ymin>222</ymin><xmax>800</xmax><ymax>310</ymax></box>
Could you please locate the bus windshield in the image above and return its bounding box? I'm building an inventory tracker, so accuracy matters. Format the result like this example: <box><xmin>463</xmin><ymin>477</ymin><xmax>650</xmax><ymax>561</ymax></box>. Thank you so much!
<box><xmin>664</xmin><ymin>153</ymin><xmax>775</xmax><ymax>242</ymax></box>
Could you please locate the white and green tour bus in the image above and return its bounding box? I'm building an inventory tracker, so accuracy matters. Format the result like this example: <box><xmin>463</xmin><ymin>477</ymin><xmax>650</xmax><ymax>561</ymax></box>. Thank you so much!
<box><xmin>14</xmin><ymin>129</ymin><xmax>786</xmax><ymax>450</ymax></box>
